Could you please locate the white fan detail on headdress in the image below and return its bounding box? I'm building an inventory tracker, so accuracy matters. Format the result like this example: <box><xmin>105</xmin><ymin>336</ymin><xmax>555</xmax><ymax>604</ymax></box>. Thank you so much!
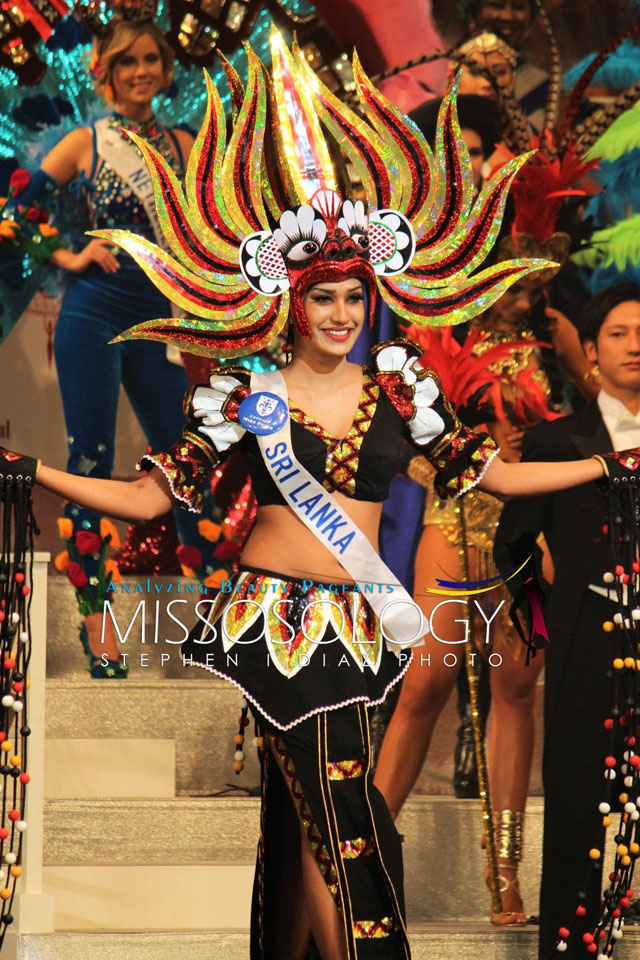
<box><xmin>369</xmin><ymin>211</ymin><xmax>415</xmax><ymax>276</ymax></box>
<box><xmin>239</xmin><ymin>232</ymin><xmax>289</xmax><ymax>295</ymax></box>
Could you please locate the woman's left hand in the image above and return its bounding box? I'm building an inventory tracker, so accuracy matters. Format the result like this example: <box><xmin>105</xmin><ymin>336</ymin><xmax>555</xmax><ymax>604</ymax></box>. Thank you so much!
<box><xmin>545</xmin><ymin>305</ymin><xmax>600</xmax><ymax>400</ymax></box>
<box><xmin>545</xmin><ymin>306</ymin><xmax>581</xmax><ymax>360</ymax></box>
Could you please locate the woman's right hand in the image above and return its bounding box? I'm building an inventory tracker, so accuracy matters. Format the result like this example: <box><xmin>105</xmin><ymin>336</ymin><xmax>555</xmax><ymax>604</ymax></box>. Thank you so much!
<box><xmin>487</xmin><ymin>420</ymin><xmax>524</xmax><ymax>463</ymax></box>
<box><xmin>51</xmin><ymin>239</ymin><xmax>120</xmax><ymax>274</ymax></box>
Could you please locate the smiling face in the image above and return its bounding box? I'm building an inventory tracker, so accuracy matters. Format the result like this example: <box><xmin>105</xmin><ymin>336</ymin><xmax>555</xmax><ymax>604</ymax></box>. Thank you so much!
<box><xmin>471</xmin><ymin>0</ymin><xmax>531</xmax><ymax>50</ymax></box>
<box><xmin>584</xmin><ymin>301</ymin><xmax>640</xmax><ymax>397</ymax></box>
<box><xmin>298</xmin><ymin>279</ymin><xmax>365</xmax><ymax>358</ymax></box>
<box><xmin>111</xmin><ymin>33</ymin><xmax>167</xmax><ymax>110</ymax></box>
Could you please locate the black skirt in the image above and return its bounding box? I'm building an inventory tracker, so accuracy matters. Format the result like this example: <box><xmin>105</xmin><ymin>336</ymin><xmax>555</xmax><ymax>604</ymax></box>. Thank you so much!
<box><xmin>254</xmin><ymin>702</ymin><xmax>411</xmax><ymax>959</ymax></box>
<box><xmin>181</xmin><ymin>566</ymin><xmax>411</xmax><ymax>730</ymax></box>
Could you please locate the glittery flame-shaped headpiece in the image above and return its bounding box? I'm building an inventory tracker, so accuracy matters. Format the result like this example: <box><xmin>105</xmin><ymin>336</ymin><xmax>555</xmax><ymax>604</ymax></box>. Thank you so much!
<box><xmin>92</xmin><ymin>29</ymin><xmax>551</xmax><ymax>358</ymax></box>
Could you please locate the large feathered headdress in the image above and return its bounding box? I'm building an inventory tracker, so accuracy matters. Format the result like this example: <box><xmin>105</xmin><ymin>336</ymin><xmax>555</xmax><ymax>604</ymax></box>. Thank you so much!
<box><xmin>92</xmin><ymin>28</ymin><xmax>551</xmax><ymax>358</ymax></box>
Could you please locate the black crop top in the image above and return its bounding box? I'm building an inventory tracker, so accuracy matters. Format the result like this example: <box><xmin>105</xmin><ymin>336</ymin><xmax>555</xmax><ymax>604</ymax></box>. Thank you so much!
<box><xmin>138</xmin><ymin>340</ymin><xmax>498</xmax><ymax>512</ymax></box>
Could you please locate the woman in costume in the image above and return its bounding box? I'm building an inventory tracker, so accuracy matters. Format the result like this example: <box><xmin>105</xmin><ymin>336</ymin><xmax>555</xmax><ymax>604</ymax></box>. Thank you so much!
<box><xmin>24</xmin><ymin>17</ymin><xmax>197</xmax><ymax>674</ymax></box>
<box><xmin>1</xmin><ymin>37</ymin><xmax>634</xmax><ymax>959</ymax></box>
<box><xmin>373</xmin><ymin>252</ymin><xmax>582</xmax><ymax>926</ymax></box>
<box><xmin>373</xmin><ymin>136</ymin><xmax>602</xmax><ymax>919</ymax></box>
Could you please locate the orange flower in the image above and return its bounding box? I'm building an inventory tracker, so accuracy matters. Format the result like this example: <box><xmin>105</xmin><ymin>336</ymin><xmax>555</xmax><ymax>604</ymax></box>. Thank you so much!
<box><xmin>221</xmin><ymin>519</ymin><xmax>234</xmax><ymax>540</ymax></box>
<box><xmin>204</xmin><ymin>569</ymin><xmax>229</xmax><ymax>589</ymax></box>
<box><xmin>0</xmin><ymin>221</ymin><xmax>18</xmax><ymax>238</ymax></box>
<box><xmin>54</xmin><ymin>550</ymin><xmax>69</xmax><ymax>572</ymax></box>
<box><xmin>180</xmin><ymin>565</ymin><xmax>196</xmax><ymax>579</ymax></box>
<box><xmin>56</xmin><ymin>517</ymin><xmax>73</xmax><ymax>540</ymax></box>
<box><xmin>39</xmin><ymin>223</ymin><xmax>59</xmax><ymax>237</ymax></box>
<box><xmin>105</xmin><ymin>559</ymin><xmax>122</xmax><ymax>582</ymax></box>
<box><xmin>197</xmin><ymin>519</ymin><xmax>221</xmax><ymax>542</ymax></box>
<box><xmin>100</xmin><ymin>518</ymin><xmax>121</xmax><ymax>549</ymax></box>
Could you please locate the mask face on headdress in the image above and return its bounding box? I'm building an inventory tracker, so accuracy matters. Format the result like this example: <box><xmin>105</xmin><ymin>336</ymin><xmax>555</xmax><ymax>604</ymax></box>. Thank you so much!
<box><xmin>239</xmin><ymin>190</ymin><xmax>414</xmax><ymax>336</ymax></box>
<box><xmin>91</xmin><ymin>29</ymin><xmax>553</xmax><ymax>359</ymax></box>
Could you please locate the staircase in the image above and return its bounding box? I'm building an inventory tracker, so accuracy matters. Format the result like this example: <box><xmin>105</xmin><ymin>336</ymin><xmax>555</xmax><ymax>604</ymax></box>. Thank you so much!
<box><xmin>8</xmin><ymin>575</ymin><xmax>639</xmax><ymax>958</ymax></box>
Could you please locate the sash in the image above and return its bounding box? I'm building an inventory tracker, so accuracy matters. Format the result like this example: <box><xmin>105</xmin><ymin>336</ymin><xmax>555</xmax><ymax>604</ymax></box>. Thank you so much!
<box><xmin>250</xmin><ymin>370</ymin><xmax>428</xmax><ymax>652</ymax></box>
<box><xmin>94</xmin><ymin>118</ymin><xmax>183</xmax><ymax>364</ymax></box>
<box><xmin>94</xmin><ymin>117</ymin><xmax>163</xmax><ymax>248</ymax></box>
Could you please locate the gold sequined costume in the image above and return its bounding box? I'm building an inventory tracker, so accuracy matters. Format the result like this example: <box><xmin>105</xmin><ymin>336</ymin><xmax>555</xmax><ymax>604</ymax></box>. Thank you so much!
<box><xmin>412</xmin><ymin>325</ymin><xmax>554</xmax><ymax>656</ymax></box>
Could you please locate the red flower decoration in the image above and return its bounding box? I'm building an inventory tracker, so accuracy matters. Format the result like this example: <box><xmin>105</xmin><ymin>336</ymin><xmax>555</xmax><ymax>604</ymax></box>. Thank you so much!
<box><xmin>75</xmin><ymin>530</ymin><xmax>102</xmax><ymax>555</ymax></box>
<box><xmin>37</xmin><ymin>209</ymin><xmax>49</xmax><ymax>223</ymax></box>
<box><xmin>176</xmin><ymin>545</ymin><xmax>203</xmax><ymax>569</ymax></box>
<box><xmin>67</xmin><ymin>561</ymin><xmax>88</xmax><ymax>589</ymax></box>
<box><xmin>9</xmin><ymin>169</ymin><xmax>30</xmax><ymax>197</ymax></box>
<box><xmin>25</xmin><ymin>207</ymin><xmax>40</xmax><ymax>221</ymax></box>
<box><xmin>214</xmin><ymin>540</ymin><xmax>242</xmax><ymax>562</ymax></box>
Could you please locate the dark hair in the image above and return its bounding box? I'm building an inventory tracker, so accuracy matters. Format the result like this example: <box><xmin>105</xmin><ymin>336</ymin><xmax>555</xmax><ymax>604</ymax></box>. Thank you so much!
<box><xmin>409</xmin><ymin>94</ymin><xmax>502</xmax><ymax>159</ymax></box>
<box><xmin>578</xmin><ymin>283</ymin><xmax>640</xmax><ymax>343</ymax></box>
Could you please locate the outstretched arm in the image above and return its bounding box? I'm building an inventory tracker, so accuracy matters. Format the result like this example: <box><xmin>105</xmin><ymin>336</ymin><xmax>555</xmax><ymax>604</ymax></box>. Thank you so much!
<box><xmin>36</xmin><ymin>464</ymin><xmax>174</xmax><ymax>522</ymax></box>
<box><xmin>478</xmin><ymin>455</ymin><xmax>603</xmax><ymax>498</ymax></box>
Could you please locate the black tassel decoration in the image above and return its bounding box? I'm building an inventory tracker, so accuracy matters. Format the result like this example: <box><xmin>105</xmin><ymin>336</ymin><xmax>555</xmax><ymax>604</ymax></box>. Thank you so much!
<box><xmin>0</xmin><ymin>471</ymin><xmax>39</xmax><ymax>945</ymax></box>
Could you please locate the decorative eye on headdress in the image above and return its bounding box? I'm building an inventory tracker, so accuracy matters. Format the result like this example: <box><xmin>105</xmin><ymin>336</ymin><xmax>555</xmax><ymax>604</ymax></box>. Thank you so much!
<box><xmin>272</xmin><ymin>205</ymin><xmax>328</xmax><ymax>264</ymax></box>
<box><xmin>369</xmin><ymin>211</ymin><xmax>415</xmax><ymax>276</ymax></box>
<box><xmin>337</xmin><ymin>199</ymin><xmax>369</xmax><ymax>253</ymax></box>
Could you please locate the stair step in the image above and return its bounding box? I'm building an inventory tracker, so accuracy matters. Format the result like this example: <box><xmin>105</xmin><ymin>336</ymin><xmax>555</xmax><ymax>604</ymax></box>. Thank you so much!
<box><xmin>45</xmin><ymin>678</ymin><xmax>261</xmax><ymax>795</ymax></box>
<box><xmin>43</xmin><ymin>798</ymin><xmax>259</xmax><ymax>866</ymax></box>
<box><xmin>42</xmin><ymin>865</ymin><xmax>253</xmax><ymax>931</ymax></box>
<box><xmin>46</xmin><ymin>575</ymin><xmax>545</xmax><ymax>797</ymax></box>
<box><xmin>43</xmin><ymin>796</ymin><xmax>543</xmax><ymax>923</ymax></box>
<box><xmin>7</xmin><ymin>926</ymin><xmax>640</xmax><ymax>960</ymax></box>
<box><xmin>45</xmin><ymin>740</ymin><xmax>175</xmax><ymax>799</ymax></box>
<box><xmin>44</xmin><ymin>670</ymin><xmax>545</xmax><ymax>803</ymax></box>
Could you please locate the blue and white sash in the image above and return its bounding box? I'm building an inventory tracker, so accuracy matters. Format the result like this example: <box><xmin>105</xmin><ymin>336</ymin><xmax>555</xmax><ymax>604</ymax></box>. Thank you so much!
<box><xmin>95</xmin><ymin>117</ymin><xmax>162</xmax><ymax>246</ymax></box>
<box><xmin>251</xmin><ymin>370</ymin><xmax>428</xmax><ymax>652</ymax></box>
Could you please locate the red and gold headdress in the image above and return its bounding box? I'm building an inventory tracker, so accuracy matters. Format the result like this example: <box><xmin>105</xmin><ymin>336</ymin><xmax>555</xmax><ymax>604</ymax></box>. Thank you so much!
<box><xmin>92</xmin><ymin>29</ymin><xmax>551</xmax><ymax>358</ymax></box>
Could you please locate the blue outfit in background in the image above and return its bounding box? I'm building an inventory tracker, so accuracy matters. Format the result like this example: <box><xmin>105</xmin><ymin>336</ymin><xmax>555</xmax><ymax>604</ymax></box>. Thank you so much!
<box><xmin>53</xmin><ymin>115</ymin><xmax>206</xmax><ymax>563</ymax></box>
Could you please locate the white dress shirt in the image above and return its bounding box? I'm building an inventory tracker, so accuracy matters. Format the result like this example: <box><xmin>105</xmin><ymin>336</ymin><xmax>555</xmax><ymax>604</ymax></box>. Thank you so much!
<box><xmin>597</xmin><ymin>388</ymin><xmax>640</xmax><ymax>452</ymax></box>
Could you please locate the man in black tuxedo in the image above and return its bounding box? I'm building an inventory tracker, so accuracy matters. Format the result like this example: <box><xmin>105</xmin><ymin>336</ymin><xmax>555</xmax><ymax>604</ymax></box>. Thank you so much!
<box><xmin>494</xmin><ymin>283</ymin><xmax>640</xmax><ymax>959</ymax></box>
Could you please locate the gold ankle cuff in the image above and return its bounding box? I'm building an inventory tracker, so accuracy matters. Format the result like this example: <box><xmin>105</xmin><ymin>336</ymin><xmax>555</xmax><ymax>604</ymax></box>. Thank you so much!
<box><xmin>493</xmin><ymin>810</ymin><xmax>524</xmax><ymax>863</ymax></box>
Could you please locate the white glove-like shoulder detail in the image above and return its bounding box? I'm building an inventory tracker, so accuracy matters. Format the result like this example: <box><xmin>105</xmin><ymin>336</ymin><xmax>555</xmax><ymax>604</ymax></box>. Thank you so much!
<box><xmin>410</xmin><ymin>377</ymin><xmax>445</xmax><ymax>445</ymax></box>
<box><xmin>375</xmin><ymin>344</ymin><xmax>445</xmax><ymax>445</ymax></box>
<box><xmin>374</xmin><ymin>343</ymin><xmax>420</xmax><ymax>385</ymax></box>
<box><xmin>192</xmin><ymin>376</ymin><xmax>246</xmax><ymax>451</ymax></box>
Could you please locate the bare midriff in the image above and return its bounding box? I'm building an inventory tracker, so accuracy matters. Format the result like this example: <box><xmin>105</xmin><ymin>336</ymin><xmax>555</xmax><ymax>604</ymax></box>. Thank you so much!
<box><xmin>240</xmin><ymin>495</ymin><xmax>383</xmax><ymax>583</ymax></box>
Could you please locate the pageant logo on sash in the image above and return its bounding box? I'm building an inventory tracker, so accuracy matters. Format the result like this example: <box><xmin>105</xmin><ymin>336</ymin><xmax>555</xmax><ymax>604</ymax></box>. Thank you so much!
<box><xmin>238</xmin><ymin>392</ymin><xmax>288</xmax><ymax>435</ymax></box>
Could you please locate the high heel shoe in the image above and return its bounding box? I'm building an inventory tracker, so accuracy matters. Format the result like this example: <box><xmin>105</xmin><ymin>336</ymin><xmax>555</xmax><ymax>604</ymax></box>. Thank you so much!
<box><xmin>484</xmin><ymin>810</ymin><xmax>527</xmax><ymax>926</ymax></box>
<box><xmin>79</xmin><ymin>624</ymin><xmax>129</xmax><ymax>679</ymax></box>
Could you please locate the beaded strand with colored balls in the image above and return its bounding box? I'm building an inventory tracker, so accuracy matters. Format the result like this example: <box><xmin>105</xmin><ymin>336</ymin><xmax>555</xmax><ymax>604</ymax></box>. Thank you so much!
<box><xmin>234</xmin><ymin>698</ymin><xmax>250</xmax><ymax>774</ymax></box>
<box><xmin>233</xmin><ymin>698</ymin><xmax>263</xmax><ymax>775</ymax></box>
<box><xmin>553</xmin><ymin>484</ymin><xmax>640</xmax><ymax>957</ymax></box>
<box><xmin>0</xmin><ymin>476</ymin><xmax>36</xmax><ymax>944</ymax></box>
